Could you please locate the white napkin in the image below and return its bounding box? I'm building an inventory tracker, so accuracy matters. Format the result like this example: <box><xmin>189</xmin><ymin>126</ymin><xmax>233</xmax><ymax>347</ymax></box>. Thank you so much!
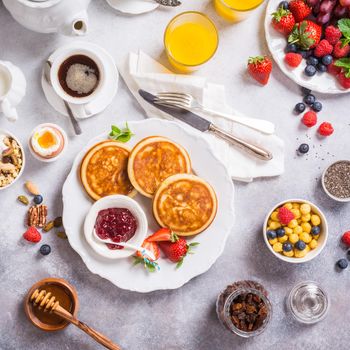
<box><xmin>118</xmin><ymin>51</ymin><xmax>285</xmax><ymax>182</ymax></box>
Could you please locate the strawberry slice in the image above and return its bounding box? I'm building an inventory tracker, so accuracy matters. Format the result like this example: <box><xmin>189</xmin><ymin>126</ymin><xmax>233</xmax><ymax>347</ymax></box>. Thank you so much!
<box><xmin>146</xmin><ymin>228</ymin><xmax>178</xmax><ymax>242</ymax></box>
<box><xmin>134</xmin><ymin>240</ymin><xmax>161</xmax><ymax>272</ymax></box>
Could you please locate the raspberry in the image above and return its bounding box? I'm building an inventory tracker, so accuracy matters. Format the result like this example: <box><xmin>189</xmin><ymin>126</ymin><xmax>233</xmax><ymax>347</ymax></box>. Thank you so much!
<box><xmin>327</xmin><ymin>61</ymin><xmax>341</xmax><ymax>76</ymax></box>
<box><xmin>318</xmin><ymin>122</ymin><xmax>334</xmax><ymax>136</ymax></box>
<box><xmin>324</xmin><ymin>25</ymin><xmax>342</xmax><ymax>45</ymax></box>
<box><xmin>302</xmin><ymin>111</ymin><xmax>317</xmax><ymax>127</ymax></box>
<box><xmin>284</xmin><ymin>53</ymin><xmax>303</xmax><ymax>67</ymax></box>
<box><xmin>278</xmin><ymin>207</ymin><xmax>295</xmax><ymax>225</ymax></box>
<box><xmin>333</xmin><ymin>41</ymin><xmax>350</xmax><ymax>58</ymax></box>
<box><xmin>314</xmin><ymin>40</ymin><xmax>333</xmax><ymax>58</ymax></box>
<box><xmin>341</xmin><ymin>231</ymin><xmax>350</xmax><ymax>247</ymax></box>
<box><xmin>23</xmin><ymin>226</ymin><xmax>41</xmax><ymax>243</ymax></box>
<box><xmin>338</xmin><ymin>72</ymin><xmax>350</xmax><ymax>89</ymax></box>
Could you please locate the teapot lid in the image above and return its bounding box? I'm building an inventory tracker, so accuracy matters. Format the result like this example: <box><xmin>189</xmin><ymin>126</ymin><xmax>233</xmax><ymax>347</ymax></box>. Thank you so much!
<box><xmin>18</xmin><ymin>0</ymin><xmax>62</xmax><ymax>7</ymax></box>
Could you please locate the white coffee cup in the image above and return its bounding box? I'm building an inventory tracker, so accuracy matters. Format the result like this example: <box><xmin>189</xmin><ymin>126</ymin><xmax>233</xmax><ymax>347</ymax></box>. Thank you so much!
<box><xmin>50</xmin><ymin>48</ymin><xmax>105</xmax><ymax>118</ymax></box>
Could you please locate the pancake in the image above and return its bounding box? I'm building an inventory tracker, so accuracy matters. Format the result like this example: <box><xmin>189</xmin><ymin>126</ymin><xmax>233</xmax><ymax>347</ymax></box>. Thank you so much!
<box><xmin>128</xmin><ymin>136</ymin><xmax>192</xmax><ymax>198</ymax></box>
<box><xmin>80</xmin><ymin>140</ymin><xmax>136</xmax><ymax>201</ymax></box>
<box><xmin>153</xmin><ymin>174</ymin><xmax>217</xmax><ymax>236</ymax></box>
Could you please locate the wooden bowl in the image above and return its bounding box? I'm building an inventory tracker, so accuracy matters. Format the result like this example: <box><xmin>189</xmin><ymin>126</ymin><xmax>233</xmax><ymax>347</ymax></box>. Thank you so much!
<box><xmin>24</xmin><ymin>278</ymin><xmax>79</xmax><ymax>332</ymax></box>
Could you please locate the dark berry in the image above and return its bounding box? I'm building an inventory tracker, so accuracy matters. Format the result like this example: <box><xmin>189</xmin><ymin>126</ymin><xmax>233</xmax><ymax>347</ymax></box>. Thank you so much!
<box><xmin>347</xmin><ymin>250</ymin><xmax>350</xmax><ymax>260</ymax></box>
<box><xmin>307</xmin><ymin>56</ymin><xmax>318</xmax><ymax>66</ymax></box>
<box><xmin>276</xmin><ymin>228</ymin><xmax>285</xmax><ymax>238</ymax></box>
<box><xmin>322</xmin><ymin>55</ymin><xmax>333</xmax><ymax>66</ymax></box>
<box><xmin>298</xmin><ymin>143</ymin><xmax>309</xmax><ymax>154</ymax></box>
<box><xmin>283</xmin><ymin>242</ymin><xmax>293</xmax><ymax>252</ymax></box>
<box><xmin>305</xmin><ymin>65</ymin><xmax>317</xmax><ymax>77</ymax></box>
<box><xmin>303</xmin><ymin>94</ymin><xmax>316</xmax><ymax>105</ymax></box>
<box><xmin>33</xmin><ymin>195</ymin><xmax>43</xmax><ymax>205</ymax></box>
<box><xmin>279</xmin><ymin>1</ymin><xmax>289</xmax><ymax>9</ymax></box>
<box><xmin>316</xmin><ymin>63</ymin><xmax>327</xmax><ymax>73</ymax></box>
<box><xmin>294</xmin><ymin>102</ymin><xmax>306</xmax><ymax>114</ymax></box>
<box><xmin>337</xmin><ymin>258</ymin><xmax>348</xmax><ymax>270</ymax></box>
<box><xmin>299</xmin><ymin>50</ymin><xmax>313</xmax><ymax>59</ymax></box>
<box><xmin>285</xmin><ymin>43</ymin><xmax>297</xmax><ymax>53</ymax></box>
<box><xmin>301</xmin><ymin>87</ymin><xmax>312</xmax><ymax>95</ymax></box>
<box><xmin>39</xmin><ymin>244</ymin><xmax>51</xmax><ymax>256</ymax></box>
<box><xmin>295</xmin><ymin>240</ymin><xmax>306</xmax><ymax>251</ymax></box>
<box><xmin>267</xmin><ymin>230</ymin><xmax>277</xmax><ymax>240</ymax></box>
<box><xmin>311</xmin><ymin>226</ymin><xmax>321</xmax><ymax>235</ymax></box>
<box><xmin>312</xmin><ymin>101</ymin><xmax>323</xmax><ymax>112</ymax></box>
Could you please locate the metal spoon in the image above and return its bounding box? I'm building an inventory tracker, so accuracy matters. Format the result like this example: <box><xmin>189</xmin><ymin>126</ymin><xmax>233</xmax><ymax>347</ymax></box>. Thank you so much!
<box><xmin>43</xmin><ymin>60</ymin><xmax>82</xmax><ymax>135</ymax></box>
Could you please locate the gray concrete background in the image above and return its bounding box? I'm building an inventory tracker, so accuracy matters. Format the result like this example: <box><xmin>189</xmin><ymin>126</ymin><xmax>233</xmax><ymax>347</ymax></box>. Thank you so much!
<box><xmin>0</xmin><ymin>0</ymin><xmax>349</xmax><ymax>349</ymax></box>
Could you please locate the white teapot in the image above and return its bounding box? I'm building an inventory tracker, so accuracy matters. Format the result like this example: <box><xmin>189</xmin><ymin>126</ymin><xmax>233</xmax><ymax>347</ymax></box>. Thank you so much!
<box><xmin>0</xmin><ymin>61</ymin><xmax>26</xmax><ymax>122</ymax></box>
<box><xmin>3</xmin><ymin>0</ymin><xmax>91</xmax><ymax>36</ymax></box>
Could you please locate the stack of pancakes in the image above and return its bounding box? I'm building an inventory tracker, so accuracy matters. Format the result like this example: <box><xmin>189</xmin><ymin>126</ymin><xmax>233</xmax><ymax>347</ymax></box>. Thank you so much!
<box><xmin>80</xmin><ymin>136</ymin><xmax>217</xmax><ymax>236</ymax></box>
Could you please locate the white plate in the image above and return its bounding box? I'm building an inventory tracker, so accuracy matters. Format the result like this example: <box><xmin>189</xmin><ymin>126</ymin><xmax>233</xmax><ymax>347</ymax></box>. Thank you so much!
<box><xmin>62</xmin><ymin>119</ymin><xmax>235</xmax><ymax>293</ymax></box>
<box><xmin>106</xmin><ymin>0</ymin><xmax>159</xmax><ymax>15</ymax></box>
<box><xmin>265</xmin><ymin>0</ymin><xmax>349</xmax><ymax>94</ymax></box>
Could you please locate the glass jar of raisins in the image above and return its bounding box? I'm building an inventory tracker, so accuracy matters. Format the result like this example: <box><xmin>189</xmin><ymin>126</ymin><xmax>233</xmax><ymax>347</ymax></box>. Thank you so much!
<box><xmin>216</xmin><ymin>280</ymin><xmax>272</xmax><ymax>338</ymax></box>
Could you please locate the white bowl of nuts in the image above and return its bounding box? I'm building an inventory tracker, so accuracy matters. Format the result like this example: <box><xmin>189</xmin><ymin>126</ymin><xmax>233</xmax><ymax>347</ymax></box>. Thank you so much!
<box><xmin>0</xmin><ymin>129</ymin><xmax>25</xmax><ymax>190</ymax></box>
<box><xmin>263</xmin><ymin>199</ymin><xmax>328</xmax><ymax>264</ymax></box>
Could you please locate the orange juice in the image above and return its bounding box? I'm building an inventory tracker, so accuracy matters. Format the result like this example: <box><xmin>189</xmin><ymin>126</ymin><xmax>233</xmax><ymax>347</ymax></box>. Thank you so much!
<box><xmin>214</xmin><ymin>0</ymin><xmax>264</xmax><ymax>22</ymax></box>
<box><xmin>164</xmin><ymin>12</ymin><xmax>218</xmax><ymax>73</ymax></box>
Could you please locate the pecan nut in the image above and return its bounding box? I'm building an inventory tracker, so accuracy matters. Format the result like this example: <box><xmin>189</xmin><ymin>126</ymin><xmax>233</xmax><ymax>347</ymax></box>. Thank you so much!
<box><xmin>28</xmin><ymin>205</ymin><xmax>48</xmax><ymax>227</ymax></box>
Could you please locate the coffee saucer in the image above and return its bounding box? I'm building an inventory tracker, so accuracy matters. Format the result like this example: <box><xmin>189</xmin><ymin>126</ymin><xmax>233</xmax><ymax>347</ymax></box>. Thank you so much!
<box><xmin>41</xmin><ymin>42</ymin><xmax>118</xmax><ymax>119</ymax></box>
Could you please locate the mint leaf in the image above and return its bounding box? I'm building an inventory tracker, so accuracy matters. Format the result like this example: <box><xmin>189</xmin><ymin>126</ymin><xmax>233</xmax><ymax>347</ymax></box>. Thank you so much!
<box><xmin>109</xmin><ymin>122</ymin><xmax>134</xmax><ymax>143</ymax></box>
<box><xmin>335</xmin><ymin>58</ymin><xmax>350</xmax><ymax>68</ymax></box>
<box><xmin>338</xmin><ymin>19</ymin><xmax>350</xmax><ymax>38</ymax></box>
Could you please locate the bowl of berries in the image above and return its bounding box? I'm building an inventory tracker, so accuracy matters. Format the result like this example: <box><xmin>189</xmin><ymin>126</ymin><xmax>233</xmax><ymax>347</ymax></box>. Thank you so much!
<box><xmin>265</xmin><ymin>0</ymin><xmax>350</xmax><ymax>93</ymax></box>
<box><xmin>263</xmin><ymin>199</ymin><xmax>328</xmax><ymax>263</ymax></box>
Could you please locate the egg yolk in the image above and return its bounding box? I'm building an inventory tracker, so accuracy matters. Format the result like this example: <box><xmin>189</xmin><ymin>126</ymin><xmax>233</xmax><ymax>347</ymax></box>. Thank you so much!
<box><xmin>37</xmin><ymin>131</ymin><xmax>57</xmax><ymax>149</ymax></box>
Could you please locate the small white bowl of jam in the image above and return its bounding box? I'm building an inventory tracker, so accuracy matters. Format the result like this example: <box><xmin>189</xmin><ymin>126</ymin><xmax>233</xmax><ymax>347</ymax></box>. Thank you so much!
<box><xmin>84</xmin><ymin>195</ymin><xmax>148</xmax><ymax>259</ymax></box>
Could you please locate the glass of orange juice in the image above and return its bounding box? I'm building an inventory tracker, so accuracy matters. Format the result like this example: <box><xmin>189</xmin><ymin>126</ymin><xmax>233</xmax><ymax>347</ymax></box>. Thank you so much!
<box><xmin>164</xmin><ymin>11</ymin><xmax>219</xmax><ymax>73</ymax></box>
<box><xmin>214</xmin><ymin>0</ymin><xmax>265</xmax><ymax>22</ymax></box>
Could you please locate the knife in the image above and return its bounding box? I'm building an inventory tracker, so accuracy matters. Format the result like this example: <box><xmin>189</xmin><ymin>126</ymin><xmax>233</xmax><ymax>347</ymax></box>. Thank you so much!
<box><xmin>138</xmin><ymin>89</ymin><xmax>273</xmax><ymax>161</ymax></box>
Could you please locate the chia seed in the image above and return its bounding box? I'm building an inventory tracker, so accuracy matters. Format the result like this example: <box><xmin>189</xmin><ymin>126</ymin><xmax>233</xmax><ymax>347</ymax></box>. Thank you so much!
<box><xmin>323</xmin><ymin>161</ymin><xmax>350</xmax><ymax>199</ymax></box>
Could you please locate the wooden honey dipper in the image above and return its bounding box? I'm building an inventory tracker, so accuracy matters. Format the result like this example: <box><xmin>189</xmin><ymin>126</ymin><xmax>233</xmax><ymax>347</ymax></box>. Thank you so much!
<box><xmin>30</xmin><ymin>289</ymin><xmax>121</xmax><ymax>350</ymax></box>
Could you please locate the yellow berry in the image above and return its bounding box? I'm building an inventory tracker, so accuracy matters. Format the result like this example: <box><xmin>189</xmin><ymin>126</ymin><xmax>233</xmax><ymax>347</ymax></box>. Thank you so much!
<box><xmin>301</xmin><ymin>222</ymin><xmax>312</xmax><ymax>233</ymax></box>
<box><xmin>292</xmin><ymin>203</ymin><xmax>300</xmax><ymax>209</ymax></box>
<box><xmin>273</xmin><ymin>242</ymin><xmax>283</xmax><ymax>252</ymax></box>
<box><xmin>285</xmin><ymin>227</ymin><xmax>293</xmax><ymax>235</ymax></box>
<box><xmin>313</xmin><ymin>234</ymin><xmax>320</xmax><ymax>240</ymax></box>
<box><xmin>311</xmin><ymin>214</ymin><xmax>321</xmax><ymax>226</ymax></box>
<box><xmin>300</xmin><ymin>203</ymin><xmax>311</xmax><ymax>215</ymax></box>
<box><xmin>291</xmin><ymin>209</ymin><xmax>301</xmax><ymax>219</ymax></box>
<box><xmin>288</xmin><ymin>219</ymin><xmax>298</xmax><ymax>228</ymax></box>
<box><xmin>269</xmin><ymin>238</ymin><xmax>278</xmax><ymax>245</ymax></box>
<box><xmin>278</xmin><ymin>235</ymin><xmax>288</xmax><ymax>243</ymax></box>
<box><xmin>300</xmin><ymin>232</ymin><xmax>312</xmax><ymax>244</ymax></box>
<box><xmin>293</xmin><ymin>226</ymin><xmax>303</xmax><ymax>235</ymax></box>
<box><xmin>284</xmin><ymin>202</ymin><xmax>293</xmax><ymax>210</ymax></box>
<box><xmin>270</xmin><ymin>221</ymin><xmax>281</xmax><ymax>230</ymax></box>
<box><xmin>267</xmin><ymin>219</ymin><xmax>272</xmax><ymax>226</ymax></box>
<box><xmin>294</xmin><ymin>248</ymin><xmax>307</xmax><ymax>258</ymax></box>
<box><xmin>301</xmin><ymin>214</ymin><xmax>311</xmax><ymax>222</ymax></box>
<box><xmin>305</xmin><ymin>245</ymin><xmax>310</xmax><ymax>253</ymax></box>
<box><xmin>270</xmin><ymin>211</ymin><xmax>279</xmax><ymax>221</ymax></box>
<box><xmin>289</xmin><ymin>234</ymin><xmax>299</xmax><ymax>244</ymax></box>
<box><xmin>309</xmin><ymin>239</ymin><xmax>318</xmax><ymax>249</ymax></box>
<box><xmin>283</xmin><ymin>250</ymin><xmax>294</xmax><ymax>257</ymax></box>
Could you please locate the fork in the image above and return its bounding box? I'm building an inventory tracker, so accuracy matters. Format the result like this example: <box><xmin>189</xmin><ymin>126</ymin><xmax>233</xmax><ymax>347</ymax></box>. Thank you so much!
<box><xmin>154</xmin><ymin>0</ymin><xmax>181</xmax><ymax>6</ymax></box>
<box><xmin>155</xmin><ymin>92</ymin><xmax>275</xmax><ymax>135</ymax></box>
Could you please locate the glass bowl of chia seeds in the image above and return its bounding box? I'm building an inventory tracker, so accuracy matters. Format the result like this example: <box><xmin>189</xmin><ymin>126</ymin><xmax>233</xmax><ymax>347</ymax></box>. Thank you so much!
<box><xmin>322</xmin><ymin>160</ymin><xmax>350</xmax><ymax>202</ymax></box>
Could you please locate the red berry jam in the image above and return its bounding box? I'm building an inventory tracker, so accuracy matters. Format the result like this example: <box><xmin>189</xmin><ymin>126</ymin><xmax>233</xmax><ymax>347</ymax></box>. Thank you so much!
<box><xmin>95</xmin><ymin>208</ymin><xmax>137</xmax><ymax>250</ymax></box>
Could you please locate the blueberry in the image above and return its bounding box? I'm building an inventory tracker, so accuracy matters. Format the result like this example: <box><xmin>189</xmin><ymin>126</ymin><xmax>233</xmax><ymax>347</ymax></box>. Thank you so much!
<box><xmin>39</xmin><ymin>244</ymin><xmax>51</xmax><ymax>256</ymax></box>
<box><xmin>267</xmin><ymin>230</ymin><xmax>277</xmax><ymax>240</ymax></box>
<box><xmin>305</xmin><ymin>65</ymin><xmax>317</xmax><ymax>77</ymax></box>
<box><xmin>303</xmin><ymin>94</ymin><xmax>316</xmax><ymax>105</ymax></box>
<box><xmin>312</xmin><ymin>101</ymin><xmax>323</xmax><ymax>112</ymax></box>
<box><xmin>285</xmin><ymin>43</ymin><xmax>298</xmax><ymax>53</ymax></box>
<box><xmin>322</xmin><ymin>55</ymin><xmax>333</xmax><ymax>66</ymax></box>
<box><xmin>337</xmin><ymin>258</ymin><xmax>348</xmax><ymax>270</ymax></box>
<box><xmin>298</xmin><ymin>143</ymin><xmax>309</xmax><ymax>154</ymax></box>
<box><xmin>301</xmin><ymin>87</ymin><xmax>312</xmax><ymax>95</ymax></box>
<box><xmin>347</xmin><ymin>250</ymin><xmax>350</xmax><ymax>260</ymax></box>
<box><xmin>294</xmin><ymin>102</ymin><xmax>306</xmax><ymax>114</ymax></box>
<box><xmin>317</xmin><ymin>63</ymin><xmax>327</xmax><ymax>73</ymax></box>
<box><xmin>311</xmin><ymin>226</ymin><xmax>321</xmax><ymax>235</ymax></box>
<box><xmin>276</xmin><ymin>228</ymin><xmax>286</xmax><ymax>238</ymax></box>
<box><xmin>283</xmin><ymin>242</ymin><xmax>293</xmax><ymax>252</ymax></box>
<box><xmin>33</xmin><ymin>195</ymin><xmax>43</xmax><ymax>205</ymax></box>
<box><xmin>307</xmin><ymin>56</ymin><xmax>318</xmax><ymax>66</ymax></box>
<box><xmin>279</xmin><ymin>1</ymin><xmax>289</xmax><ymax>9</ymax></box>
<box><xmin>295</xmin><ymin>240</ymin><xmax>306</xmax><ymax>251</ymax></box>
<box><xmin>299</xmin><ymin>50</ymin><xmax>313</xmax><ymax>59</ymax></box>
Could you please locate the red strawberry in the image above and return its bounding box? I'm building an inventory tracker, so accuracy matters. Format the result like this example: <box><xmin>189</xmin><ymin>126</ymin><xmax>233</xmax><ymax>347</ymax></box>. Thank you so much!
<box><xmin>341</xmin><ymin>231</ymin><xmax>350</xmax><ymax>247</ymax></box>
<box><xmin>324</xmin><ymin>25</ymin><xmax>342</xmax><ymax>45</ymax></box>
<box><xmin>288</xmin><ymin>20</ymin><xmax>322</xmax><ymax>50</ymax></box>
<box><xmin>314</xmin><ymin>40</ymin><xmax>333</xmax><ymax>58</ymax></box>
<box><xmin>146</xmin><ymin>228</ymin><xmax>177</xmax><ymax>242</ymax></box>
<box><xmin>338</xmin><ymin>71</ymin><xmax>350</xmax><ymax>89</ymax></box>
<box><xmin>289</xmin><ymin>0</ymin><xmax>312</xmax><ymax>22</ymax></box>
<box><xmin>271</xmin><ymin>8</ymin><xmax>296</xmax><ymax>35</ymax></box>
<box><xmin>247</xmin><ymin>56</ymin><xmax>272</xmax><ymax>85</ymax></box>
<box><xmin>318</xmin><ymin>122</ymin><xmax>334</xmax><ymax>136</ymax></box>
<box><xmin>327</xmin><ymin>61</ymin><xmax>341</xmax><ymax>76</ymax></box>
<box><xmin>23</xmin><ymin>226</ymin><xmax>41</xmax><ymax>243</ymax></box>
<box><xmin>159</xmin><ymin>238</ymin><xmax>199</xmax><ymax>268</ymax></box>
<box><xmin>278</xmin><ymin>207</ymin><xmax>295</xmax><ymax>225</ymax></box>
<box><xmin>302</xmin><ymin>111</ymin><xmax>317</xmax><ymax>127</ymax></box>
<box><xmin>285</xmin><ymin>53</ymin><xmax>303</xmax><ymax>67</ymax></box>
<box><xmin>135</xmin><ymin>240</ymin><xmax>160</xmax><ymax>261</ymax></box>
<box><xmin>333</xmin><ymin>41</ymin><xmax>350</xmax><ymax>58</ymax></box>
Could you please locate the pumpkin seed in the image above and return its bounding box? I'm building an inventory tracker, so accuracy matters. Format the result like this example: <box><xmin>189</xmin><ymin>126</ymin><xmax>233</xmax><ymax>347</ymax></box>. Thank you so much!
<box><xmin>17</xmin><ymin>195</ymin><xmax>29</xmax><ymax>205</ymax></box>
<box><xmin>43</xmin><ymin>221</ymin><xmax>54</xmax><ymax>232</ymax></box>
<box><xmin>57</xmin><ymin>231</ymin><xmax>67</xmax><ymax>239</ymax></box>
<box><xmin>53</xmin><ymin>216</ymin><xmax>63</xmax><ymax>227</ymax></box>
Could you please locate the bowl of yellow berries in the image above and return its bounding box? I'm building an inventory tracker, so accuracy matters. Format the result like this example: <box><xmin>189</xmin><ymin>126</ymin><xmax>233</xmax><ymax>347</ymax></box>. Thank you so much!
<box><xmin>263</xmin><ymin>199</ymin><xmax>328</xmax><ymax>264</ymax></box>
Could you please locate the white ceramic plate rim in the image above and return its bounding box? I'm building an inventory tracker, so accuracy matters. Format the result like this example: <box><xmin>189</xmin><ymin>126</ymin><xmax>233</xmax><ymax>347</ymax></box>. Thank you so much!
<box><xmin>106</xmin><ymin>0</ymin><xmax>159</xmax><ymax>15</ymax></box>
<box><xmin>62</xmin><ymin>119</ymin><xmax>235</xmax><ymax>292</ymax></box>
<box><xmin>264</xmin><ymin>0</ymin><xmax>350</xmax><ymax>94</ymax></box>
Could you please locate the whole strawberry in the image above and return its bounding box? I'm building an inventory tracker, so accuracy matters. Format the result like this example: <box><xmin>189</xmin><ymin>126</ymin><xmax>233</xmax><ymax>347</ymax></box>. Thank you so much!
<box><xmin>318</xmin><ymin>122</ymin><xmax>334</xmax><ymax>136</ymax></box>
<box><xmin>247</xmin><ymin>56</ymin><xmax>272</xmax><ymax>85</ymax></box>
<box><xmin>324</xmin><ymin>25</ymin><xmax>342</xmax><ymax>46</ymax></box>
<box><xmin>278</xmin><ymin>207</ymin><xmax>295</xmax><ymax>225</ymax></box>
<box><xmin>289</xmin><ymin>0</ymin><xmax>312</xmax><ymax>22</ymax></box>
<box><xmin>23</xmin><ymin>226</ymin><xmax>41</xmax><ymax>243</ymax></box>
<box><xmin>314</xmin><ymin>39</ymin><xmax>333</xmax><ymax>58</ymax></box>
<box><xmin>302</xmin><ymin>111</ymin><xmax>317</xmax><ymax>127</ymax></box>
<box><xmin>338</xmin><ymin>72</ymin><xmax>350</xmax><ymax>89</ymax></box>
<box><xmin>288</xmin><ymin>20</ymin><xmax>322</xmax><ymax>50</ymax></box>
<box><xmin>271</xmin><ymin>7</ymin><xmax>295</xmax><ymax>35</ymax></box>
<box><xmin>285</xmin><ymin>52</ymin><xmax>303</xmax><ymax>67</ymax></box>
<box><xmin>341</xmin><ymin>231</ymin><xmax>350</xmax><ymax>247</ymax></box>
